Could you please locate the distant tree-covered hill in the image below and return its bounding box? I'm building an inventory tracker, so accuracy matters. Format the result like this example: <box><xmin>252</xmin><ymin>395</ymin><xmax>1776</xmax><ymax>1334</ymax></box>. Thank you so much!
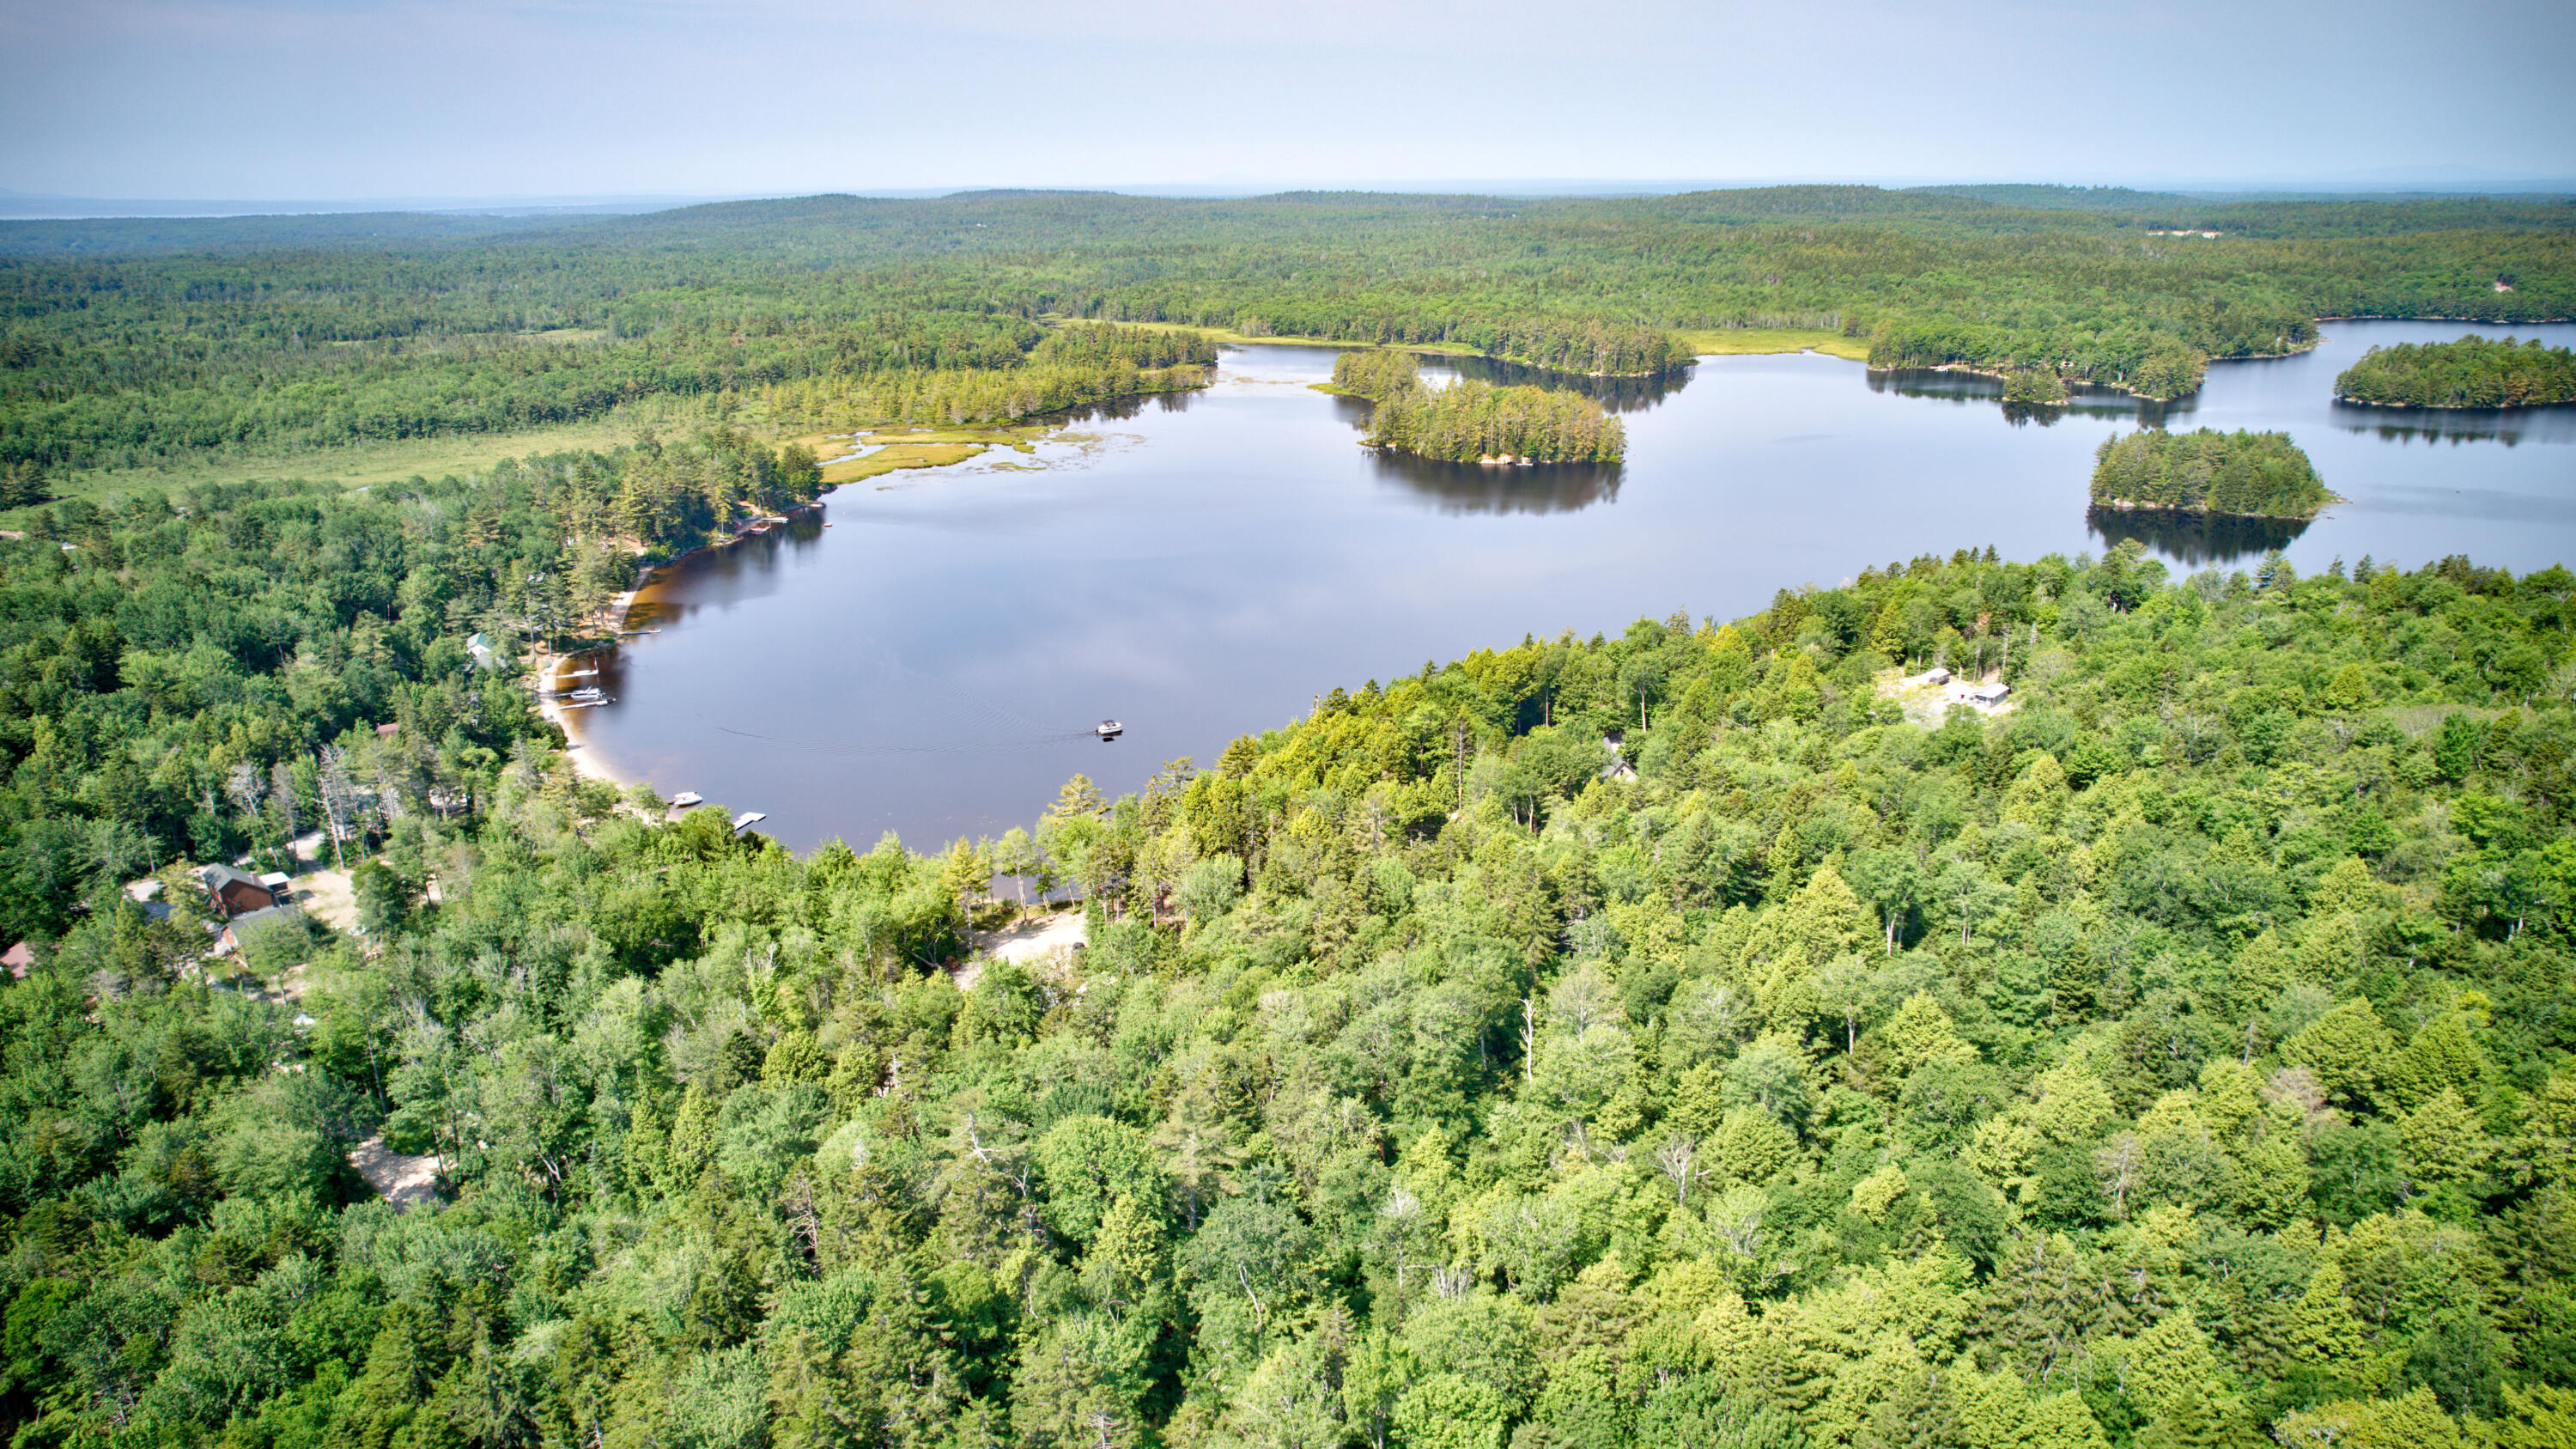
<box><xmin>3</xmin><ymin>186</ymin><xmax>2569</xmax><ymax>484</ymax></box>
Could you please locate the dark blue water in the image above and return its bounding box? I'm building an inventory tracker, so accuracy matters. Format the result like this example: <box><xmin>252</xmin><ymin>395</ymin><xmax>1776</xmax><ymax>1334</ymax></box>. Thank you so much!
<box><xmin>571</xmin><ymin>320</ymin><xmax>2576</xmax><ymax>850</ymax></box>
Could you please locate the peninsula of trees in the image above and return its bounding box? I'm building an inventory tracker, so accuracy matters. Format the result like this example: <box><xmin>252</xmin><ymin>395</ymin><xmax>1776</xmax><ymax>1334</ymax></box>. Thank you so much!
<box><xmin>1330</xmin><ymin>350</ymin><xmax>1625</xmax><ymax>462</ymax></box>
<box><xmin>2335</xmin><ymin>335</ymin><xmax>2576</xmax><ymax>409</ymax></box>
<box><xmin>11</xmin><ymin>494</ymin><xmax>2576</xmax><ymax>1446</ymax></box>
<box><xmin>2090</xmin><ymin>428</ymin><xmax>2331</xmax><ymax>519</ymax></box>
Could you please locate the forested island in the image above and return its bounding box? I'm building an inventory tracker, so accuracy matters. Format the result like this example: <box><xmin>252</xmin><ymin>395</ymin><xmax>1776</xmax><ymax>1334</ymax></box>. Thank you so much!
<box><xmin>5</xmin><ymin>186</ymin><xmax>2573</xmax><ymax>503</ymax></box>
<box><xmin>2090</xmin><ymin>429</ymin><xmax>2332</xmax><ymax>519</ymax></box>
<box><xmin>2335</xmin><ymin>335</ymin><xmax>2576</xmax><ymax>409</ymax></box>
<box><xmin>10</xmin><ymin>490</ymin><xmax>2576</xmax><ymax>1446</ymax></box>
<box><xmin>1328</xmin><ymin>351</ymin><xmax>1625</xmax><ymax>462</ymax></box>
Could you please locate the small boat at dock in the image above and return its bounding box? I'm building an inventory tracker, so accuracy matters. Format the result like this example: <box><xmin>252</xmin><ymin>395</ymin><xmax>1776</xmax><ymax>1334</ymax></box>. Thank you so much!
<box><xmin>671</xmin><ymin>792</ymin><xmax>704</xmax><ymax>809</ymax></box>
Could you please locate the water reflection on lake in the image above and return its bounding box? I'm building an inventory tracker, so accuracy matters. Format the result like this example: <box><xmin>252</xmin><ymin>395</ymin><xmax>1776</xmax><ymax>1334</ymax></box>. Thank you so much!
<box><xmin>2085</xmin><ymin>507</ymin><xmax>2312</xmax><ymax>567</ymax></box>
<box><xmin>1869</xmin><ymin>367</ymin><xmax>2199</xmax><ymax>429</ymax></box>
<box><xmin>1371</xmin><ymin>453</ymin><xmax>1625</xmax><ymax>514</ymax></box>
<box><xmin>575</xmin><ymin>320</ymin><xmax>2576</xmax><ymax>851</ymax></box>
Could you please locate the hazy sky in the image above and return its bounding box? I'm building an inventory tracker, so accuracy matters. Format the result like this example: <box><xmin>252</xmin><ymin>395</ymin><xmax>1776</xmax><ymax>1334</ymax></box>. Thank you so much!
<box><xmin>5</xmin><ymin>0</ymin><xmax>2573</xmax><ymax>199</ymax></box>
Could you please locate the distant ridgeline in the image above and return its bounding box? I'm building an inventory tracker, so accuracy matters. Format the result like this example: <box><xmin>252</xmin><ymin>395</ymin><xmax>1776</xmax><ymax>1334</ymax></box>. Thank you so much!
<box><xmin>1330</xmin><ymin>351</ymin><xmax>1625</xmax><ymax>463</ymax></box>
<box><xmin>7</xmin><ymin>186</ymin><xmax>2569</xmax><ymax>482</ymax></box>
<box><xmin>2090</xmin><ymin>428</ymin><xmax>2330</xmax><ymax>519</ymax></box>
<box><xmin>2335</xmin><ymin>334</ymin><xmax>2576</xmax><ymax>409</ymax></box>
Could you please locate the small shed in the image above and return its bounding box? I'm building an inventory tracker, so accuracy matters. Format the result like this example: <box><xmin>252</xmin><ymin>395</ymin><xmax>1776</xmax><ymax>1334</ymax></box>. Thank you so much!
<box><xmin>199</xmin><ymin>864</ymin><xmax>281</xmax><ymax>918</ymax></box>
<box><xmin>1923</xmin><ymin>667</ymin><xmax>1953</xmax><ymax>685</ymax></box>
<box><xmin>1969</xmin><ymin>682</ymin><xmax>2011</xmax><ymax>705</ymax></box>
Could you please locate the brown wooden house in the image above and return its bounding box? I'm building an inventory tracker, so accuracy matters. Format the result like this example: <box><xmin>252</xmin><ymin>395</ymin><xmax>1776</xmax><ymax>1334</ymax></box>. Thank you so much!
<box><xmin>198</xmin><ymin>865</ymin><xmax>281</xmax><ymax>918</ymax></box>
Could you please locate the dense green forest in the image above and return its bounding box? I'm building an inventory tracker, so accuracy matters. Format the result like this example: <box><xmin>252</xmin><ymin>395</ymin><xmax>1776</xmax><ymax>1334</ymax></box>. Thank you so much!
<box><xmin>1329</xmin><ymin>353</ymin><xmax>1624</xmax><ymax>463</ymax></box>
<box><xmin>2090</xmin><ymin>431</ymin><xmax>2331</xmax><ymax>520</ymax></box>
<box><xmin>10</xmin><ymin>492</ymin><xmax>2576</xmax><ymax>1446</ymax></box>
<box><xmin>2334</xmin><ymin>336</ymin><xmax>2576</xmax><ymax>409</ymax></box>
<box><xmin>3</xmin><ymin>186</ymin><xmax>2570</xmax><ymax>484</ymax></box>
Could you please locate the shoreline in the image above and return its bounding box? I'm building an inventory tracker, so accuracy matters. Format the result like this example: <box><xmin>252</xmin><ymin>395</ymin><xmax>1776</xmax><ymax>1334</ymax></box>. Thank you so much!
<box><xmin>1087</xmin><ymin>320</ymin><xmax>1703</xmax><ymax>376</ymax></box>
<box><xmin>533</xmin><ymin>572</ymin><xmax>659</xmax><ymax>794</ymax></box>
<box><xmin>2333</xmin><ymin>393</ymin><xmax>2576</xmax><ymax>411</ymax></box>
<box><xmin>1880</xmin><ymin>360</ymin><xmax>2194</xmax><ymax>403</ymax></box>
<box><xmin>2317</xmin><ymin>314</ymin><xmax>2573</xmax><ymax>326</ymax></box>
<box><xmin>538</xmin><ymin>665</ymin><xmax>634</xmax><ymax>791</ymax></box>
<box><xmin>2090</xmin><ymin>495</ymin><xmax>2336</xmax><ymax>523</ymax></box>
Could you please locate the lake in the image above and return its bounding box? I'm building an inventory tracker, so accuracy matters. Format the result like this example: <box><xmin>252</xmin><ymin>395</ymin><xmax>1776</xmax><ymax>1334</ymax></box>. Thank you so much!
<box><xmin>569</xmin><ymin>320</ymin><xmax>2576</xmax><ymax>851</ymax></box>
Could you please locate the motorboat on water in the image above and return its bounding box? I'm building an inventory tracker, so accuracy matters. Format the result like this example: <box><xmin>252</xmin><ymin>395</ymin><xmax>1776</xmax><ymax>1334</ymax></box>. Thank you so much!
<box><xmin>671</xmin><ymin>792</ymin><xmax>704</xmax><ymax>809</ymax></box>
<box><xmin>1097</xmin><ymin>720</ymin><xmax>1124</xmax><ymax>740</ymax></box>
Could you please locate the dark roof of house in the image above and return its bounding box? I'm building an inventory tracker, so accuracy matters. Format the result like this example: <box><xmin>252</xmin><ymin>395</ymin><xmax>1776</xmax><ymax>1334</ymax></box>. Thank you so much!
<box><xmin>202</xmin><ymin>863</ymin><xmax>267</xmax><ymax>892</ymax></box>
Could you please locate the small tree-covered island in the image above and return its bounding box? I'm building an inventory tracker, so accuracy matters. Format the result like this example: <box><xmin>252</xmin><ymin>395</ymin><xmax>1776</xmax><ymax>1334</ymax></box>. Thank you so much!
<box><xmin>1328</xmin><ymin>351</ymin><xmax>1626</xmax><ymax>463</ymax></box>
<box><xmin>2089</xmin><ymin>429</ymin><xmax>2334</xmax><ymax>520</ymax></box>
<box><xmin>2335</xmin><ymin>335</ymin><xmax>2576</xmax><ymax>409</ymax></box>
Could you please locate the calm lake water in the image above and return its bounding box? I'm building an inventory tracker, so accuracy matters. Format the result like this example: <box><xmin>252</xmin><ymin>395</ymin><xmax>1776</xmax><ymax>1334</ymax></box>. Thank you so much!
<box><xmin>571</xmin><ymin>320</ymin><xmax>2576</xmax><ymax>851</ymax></box>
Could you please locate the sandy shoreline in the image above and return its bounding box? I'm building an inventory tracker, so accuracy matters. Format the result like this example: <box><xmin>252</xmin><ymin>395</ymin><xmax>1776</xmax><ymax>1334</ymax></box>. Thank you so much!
<box><xmin>540</xmin><ymin>686</ymin><xmax>632</xmax><ymax>789</ymax></box>
<box><xmin>536</xmin><ymin>580</ymin><xmax>650</xmax><ymax>793</ymax></box>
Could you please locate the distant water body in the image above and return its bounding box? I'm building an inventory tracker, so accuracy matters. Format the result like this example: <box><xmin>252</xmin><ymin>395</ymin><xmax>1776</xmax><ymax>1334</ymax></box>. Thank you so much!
<box><xmin>570</xmin><ymin>320</ymin><xmax>2576</xmax><ymax>851</ymax></box>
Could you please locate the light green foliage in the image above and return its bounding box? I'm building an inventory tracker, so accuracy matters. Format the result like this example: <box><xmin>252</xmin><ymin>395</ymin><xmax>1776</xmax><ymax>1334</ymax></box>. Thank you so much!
<box><xmin>2287</xmin><ymin>1001</ymin><xmax>2400</xmax><ymax>1109</ymax></box>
